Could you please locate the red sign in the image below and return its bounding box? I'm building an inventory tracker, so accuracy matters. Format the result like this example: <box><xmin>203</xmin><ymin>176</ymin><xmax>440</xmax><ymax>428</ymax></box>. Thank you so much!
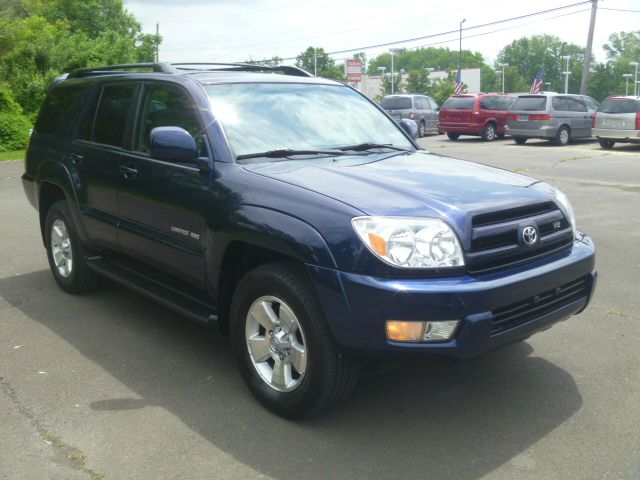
<box><xmin>346</xmin><ymin>59</ymin><xmax>363</xmax><ymax>83</ymax></box>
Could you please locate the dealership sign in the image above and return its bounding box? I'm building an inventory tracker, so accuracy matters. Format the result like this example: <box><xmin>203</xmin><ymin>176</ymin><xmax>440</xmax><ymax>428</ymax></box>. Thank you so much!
<box><xmin>346</xmin><ymin>58</ymin><xmax>363</xmax><ymax>83</ymax></box>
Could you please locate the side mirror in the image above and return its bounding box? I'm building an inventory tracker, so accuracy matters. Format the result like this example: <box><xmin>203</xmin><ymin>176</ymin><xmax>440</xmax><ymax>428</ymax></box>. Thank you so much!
<box><xmin>400</xmin><ymin>119</ymin><xmax>418</xmax><ymax>140</ymax></box>
<box><xmin>149</xmin><ymin>126</ymin><xmax>197</xmax><ymax>163</ymax></box>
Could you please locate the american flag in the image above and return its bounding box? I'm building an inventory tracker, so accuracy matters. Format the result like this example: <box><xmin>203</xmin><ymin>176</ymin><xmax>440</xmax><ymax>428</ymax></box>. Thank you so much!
<box><xmin>530</xmin><ymin>67</ymin><xmax>545</xmax><ymax>94</ymax></box>
<box><xmin>454</xmin><ymin>69</ymin><xmax>463</xmax><ymax>95</ymax></box>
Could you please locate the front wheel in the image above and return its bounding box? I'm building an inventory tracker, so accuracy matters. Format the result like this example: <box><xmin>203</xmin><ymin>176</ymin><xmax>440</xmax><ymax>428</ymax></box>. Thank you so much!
<box><xmin>44</xmin><ymin>200</ymin><xmax>100</xmax><ymax>293</ymax></box>
<box><xmin>514</xmin><ymin>137</ymin><xmax>527</xmax><ymax>145</ymax></box>
<box><xmin>447</xmin><ymin>133</ymin><xmax>460</xmax><ymax>140</ymax></box>
<box><xmin>419</xmin><ymin>121</ymin><xmax>426</xmax><ymax>138</ymax></box>
<box><xmin>599</xmin><ymin>139</ymin><xmax>615</xmax><ymax>149</ymax></box>
<box><xmin>230</xmin><ymin>263</ymin><xmax>359</xmax><ymax>419</ymax></box>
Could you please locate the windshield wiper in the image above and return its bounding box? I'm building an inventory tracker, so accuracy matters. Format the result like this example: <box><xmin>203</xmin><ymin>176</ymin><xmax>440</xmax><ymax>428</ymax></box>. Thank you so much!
<box><xmin>236</xmin><ymin>148</ymin><xmax>350</xmax><ymax>161</ymax></box>
<box><xmin>336</xmin><ymin>143</ymin><xmax>411</xmax><ymax>152</ymax></box>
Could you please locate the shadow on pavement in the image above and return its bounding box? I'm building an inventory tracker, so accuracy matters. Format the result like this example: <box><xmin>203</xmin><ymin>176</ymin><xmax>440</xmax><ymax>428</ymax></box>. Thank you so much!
<box><xmin>0</xmin><ymin>270</ymin><xmax>583</xmax><ymax>480</ymax></box>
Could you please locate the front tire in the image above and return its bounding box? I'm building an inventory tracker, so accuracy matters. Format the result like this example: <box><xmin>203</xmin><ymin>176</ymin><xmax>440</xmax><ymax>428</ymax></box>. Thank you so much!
<box><xmin>599</xmin><ymin>139</ymin><xmax>615</xmax><ymax>149</ymax></box>
<box><xmin>419</xmin><ymin>121</ymin><xmax>426</xmax><ymax>138</ymax></box>
<box><xmin>447</xmin><ymin>133</ymin><xmax>460</xmax><ymax>140</ymax></box>
<box><xmin>230</xmin><ymin>263</ymin><xmax>359</xmax><ymax>419</ymax></box>
<box><xmin>514</xmin><ymin>137</ymin><xmax>527</xmax><ymax>145</ymax></box>
<box><xmin>44</xmin><ymin>200</ymin><xmax>100</xmax><ymax>294</ymax></box>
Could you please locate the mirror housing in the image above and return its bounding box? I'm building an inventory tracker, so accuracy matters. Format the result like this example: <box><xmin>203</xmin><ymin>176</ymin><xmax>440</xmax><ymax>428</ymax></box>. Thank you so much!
<box><xmin>399</xmin><ymin>119</ymin><xmax>418</xmax><ymax>140</ymax></box>
<box><xmin>149</xmin><ymin>127</ymin><xmax>197</xmax><ymax>163</ymax></box>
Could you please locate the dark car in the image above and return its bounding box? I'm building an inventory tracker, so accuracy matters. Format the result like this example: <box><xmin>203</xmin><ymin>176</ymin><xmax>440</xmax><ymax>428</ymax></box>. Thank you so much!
<box><xmin>506</xmin><ymin>94</ymin><xmax>599</xmax><ymax>145</ymax></box>
<box><xmin>438</xmin><ymin>93</ymin><xmax>515</xmax><ymax>141</ymax></box>
<box><xmin>380</xmin><ymin>94</ymin><xmax>439</xmax><ymax>137</ymax></box>
<box><xmin>23</xmin><ymin>62</ymin><xmax>596</xmax><ymax>419</ymax></box>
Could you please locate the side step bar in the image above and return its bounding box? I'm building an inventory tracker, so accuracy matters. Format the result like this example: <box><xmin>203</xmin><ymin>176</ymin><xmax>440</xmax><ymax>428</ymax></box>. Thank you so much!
<box><xmin>86</xmin><ymin>256</ymin><xmax>217</xmax><ymax>325</ymax></box>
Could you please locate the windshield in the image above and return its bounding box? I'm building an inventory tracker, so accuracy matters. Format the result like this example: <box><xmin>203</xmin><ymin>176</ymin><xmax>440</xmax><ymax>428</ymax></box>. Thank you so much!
<box><xmin>205</xmin><ymin>83</ymin><xmax>413</xmax><ymax>158</ymax></box>
<box><xmin>511</xmin><ymin>96</ymin><xmax>548</xmax><ymax>111</ymax></box>
<box><xmin>599</xmin><ymin>99</ymin><xmax>640</xmax><ymax>114</ymax></box>
<box><xmin>380</xmin><ymin>97</ymin><xmax>412</xmax><ymax>110</ymax></box>
<box><xmin>441</xmin><ymin>97</ymin><xmax>475</xmax><ymax>110</ymax></box>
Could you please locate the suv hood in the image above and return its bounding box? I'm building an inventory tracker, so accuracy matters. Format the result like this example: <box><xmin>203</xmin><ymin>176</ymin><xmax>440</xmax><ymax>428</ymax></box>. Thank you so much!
<box><xmin>243</xmin><ymin>151</ymin><xmax>551</xmax><ymax>222</ymax></box>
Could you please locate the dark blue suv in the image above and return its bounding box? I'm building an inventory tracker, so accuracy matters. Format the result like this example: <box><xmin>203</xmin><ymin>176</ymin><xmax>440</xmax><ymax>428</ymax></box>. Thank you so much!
<box><xmin>22</xmin><ymin>63</ymin><xmax>596</xmax><ymax>418</ymax></box>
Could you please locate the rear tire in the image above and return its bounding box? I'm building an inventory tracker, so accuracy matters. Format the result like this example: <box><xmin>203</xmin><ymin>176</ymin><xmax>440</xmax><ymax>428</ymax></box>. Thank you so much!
<box><xmin>44</xmin><ymin>200</ymin><xmax>100</xmax><ymax>294</ymax></box>
<box><xmin>598</xmin><ymin>139</ymin><xmax>615</xmax><ymax>149</ymax></box>
<box><xmin>514</xmin><ymin>137</ymin><xmax>527</xmax><ymax>145</ymax></box>
<box><xmin>553</xmin><ymin>126</ymin><xmax>570</xmax><ymax>146</ymax></box>
<box><xmin>481</xmin><ymin>123</ymin><xmax>497</xmax><ymax>141</ymax></box>
<box><xmin>447</xmin><ymin>133</ymin><xmax>460</xmax><ymax>140</ymax></box>
<box><xmin>230</xmin><ymin>262</ymin><xmax>360</xmax><ymax>419</ymax></box>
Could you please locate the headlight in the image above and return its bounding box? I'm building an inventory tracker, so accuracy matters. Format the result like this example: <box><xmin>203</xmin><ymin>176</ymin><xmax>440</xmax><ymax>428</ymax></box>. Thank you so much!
<box><xmin>352</xmin><ymin>216</ymin><xmax>464</xmax><ymax>268</ymax></box>
<box><xmin>531</xmin><ymin>182</ymin><xmax>576</xmax><ymax>237</ymax></box>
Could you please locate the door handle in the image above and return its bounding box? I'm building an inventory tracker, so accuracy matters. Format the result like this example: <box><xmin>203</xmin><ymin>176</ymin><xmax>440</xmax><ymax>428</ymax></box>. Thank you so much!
<box><xmin>69</xmin><ymin>153</ymin><xmax>83</xmax><ymax>166</ymax></box>
<box><xmin>119</xmin><ymin>165</ymin><xmax>138</xmax><ymax>179</ymax></box>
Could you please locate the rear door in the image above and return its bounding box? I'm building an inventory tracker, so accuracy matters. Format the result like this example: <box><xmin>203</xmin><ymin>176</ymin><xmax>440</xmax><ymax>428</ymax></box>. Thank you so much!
<box><xmin>507</xmin><ymin>95</ymin><xmax>548</xmax><ymax>130</ymax></box>
<box><xmin>68</xmin><ymin>82</ymin><xmax>138</xmax><ymax>249</ymax></box>
<box><xmin>116</xmin><ymin>81</ymin><xmax>211</xmax><ymax>289</ymax></box>
<box><xmin>595</xmin><ymin>98</ymin><xmax>638</xmax><ymax>131</ymax></box>
<box><xmin>439</xmin><ymin>96</ymin><xmax>475</xmax><ymax>126</ymax></box>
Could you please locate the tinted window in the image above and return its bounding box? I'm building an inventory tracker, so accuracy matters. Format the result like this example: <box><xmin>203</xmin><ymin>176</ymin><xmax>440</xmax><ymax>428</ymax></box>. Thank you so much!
<box><xmin>499</xmin><ymin>97</ymin><xmax>515</xmax><ymax>110</ymax></box>
<box><xmin>480</xmin><ymin>97</ymin><xmax>498</xmax><ymax>110</ymax></box>
<box><xmin>92</xmin><ymin>84</ymin><xmax>136</xmax><ymax>147</ymax></box>
<box><xmin>77</xmin><ymin>90</ymin><xmax>100</xmax><ymax>141</ymax></box>
<box><xmin>552</xmin><ymin>97</ymin><xmax>572</xmax><ymax>111</ymax></box>
<box><xmin>428</xmin><ymin>97</ymin><xmax>439</xmax><ymax>110</ymax></box>
<box><xmin>512</xmin><ymin>96</ymin><xmax>547</xmax><ymax>111</ymax></box>
<box><xmin>441</xmin><ymin>97</ymin><xmax>475</xmax><ymax>110</ymax></box>
<box><xmin>599</xmin><ymin>98</ymin><xmax>640</xmax><ymax>114</ymax></box>
<box><xmin>567</xmin><ymin>97</ymin><xmax>587</xmax><ymax>112</ymax></box>
<box><xmin>380</xmin><ymin>97</ymin><xmax>412</xmax><ymax>110</ymax></box>
<box><xmin>136</xmin><ymin>83</ymin><xmax>205</xmax><ymax>157</ymax></box>
<box><xmin>34</xmin><ymin>85</ymin><xmax>84</xmax><ymax>136</ymax></box>
<box><xmin>415</xmin><ymin>97</ymin><xmax>425</xmax><ymax>109</ymax></box>
<box><xmin>583</xmin><ymin>96</ymin><xmax>600</xmax><ymax>111</ymax></box>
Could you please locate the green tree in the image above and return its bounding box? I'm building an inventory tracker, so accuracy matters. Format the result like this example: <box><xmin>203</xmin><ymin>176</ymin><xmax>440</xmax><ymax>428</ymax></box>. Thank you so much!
<box><xmin>406</xmin><ymin>69</ymin><xmax>431</xmax><ymax>94</ymax></box>
<box><xmin>246</xmin><ymin>56</ymin><xmax>284</xmax><ymax>67</ymax></box>
<box><xmin>295</xmin><ymin>46</ymin><xmax>345</xmax><ymax>81</ymax></box>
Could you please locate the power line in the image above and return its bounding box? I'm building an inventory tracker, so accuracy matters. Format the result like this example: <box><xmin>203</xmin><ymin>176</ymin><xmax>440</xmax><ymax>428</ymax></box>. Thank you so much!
<box><xmin>273</xmin><ymin>1</ymin><xmax>591</xmax><ymax>60</ymax></box>
<box><xmin>600</xmin><ymin>7</ymin><xmax>640</xmax><ymax>13</ymax></box>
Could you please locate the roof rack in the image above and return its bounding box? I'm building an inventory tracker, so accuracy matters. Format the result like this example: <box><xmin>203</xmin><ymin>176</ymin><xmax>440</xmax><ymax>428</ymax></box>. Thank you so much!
<box><xmin>67</xmin><ymin>63</ymin><xmax>175</xmax><ymax>79</ymax></box>
<box><xmin>171</xmin><ymin>62</ymin><xmax>313</xmax><ymax>78</ymax></box>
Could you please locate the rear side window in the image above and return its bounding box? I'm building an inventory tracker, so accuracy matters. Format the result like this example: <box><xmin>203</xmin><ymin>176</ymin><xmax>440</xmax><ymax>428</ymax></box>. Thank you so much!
<box><xmin>512</xmin><ymin>96</ymin><xmax>547</xmax><ymax>111</ymax></box>
<box><xmin>441</xmin><ymin>97</ymin><xmax>474</xmax><ymax>110</ymax></box>
<box><xmin>89</xmin><ymin>84</ymin><xmax>136</xmax><ymax>147</ymax></box>
<box><xmin>428</xmin><ymin>97</ymin><xmax>439</xmax><ymax>110</ymax></box>
<box><xmin>479</xmin><ymin>97</ymin><xmax>499</xmax><ymax>110</ymax></box>
<box><xmin>552</xmin><ymin>97</ymin><xmax>572</xmax><ymax>112</ymax></box>
<box><xmin>380</xmin><ymin>97</ymin><xmax>412</xmax><ymax>110</ymax></box>
<box><xmin>599</xmin><ymin>99</ymin><xmax>640</xmax><ymax>114</ymax></box>
<box><xmin>34</xmin><ymin>85</ymin><xmax>84</xmax><ymax>136</ymax></box>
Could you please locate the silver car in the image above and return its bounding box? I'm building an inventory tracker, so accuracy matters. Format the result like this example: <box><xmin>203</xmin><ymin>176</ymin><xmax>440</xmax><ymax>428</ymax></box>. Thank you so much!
<box><xmin>592</xmin><ymin>96</ymin><xmax>640</xmax><ymax>149</ymax></box>
<box><xmin>380</xmin><ymin>94</ymin><xmax>439</xmax><ymax>137</ymax></box>
<box><xmin>505</xmin><ymin>93</ymin><xmax>599</xmax><ymax>146</ymax></box>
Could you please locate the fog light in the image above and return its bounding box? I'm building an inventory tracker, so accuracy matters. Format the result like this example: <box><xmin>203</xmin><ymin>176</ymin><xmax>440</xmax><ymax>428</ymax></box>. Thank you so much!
<box><xmin>423</xmin><ymin>321</ymin><xmax>459</xmax><ymax>342</ymax></box>
<box><xmin>386</xmin><ymin>321</ymin><xmax>425</xmax><ymax>342</ymax></box>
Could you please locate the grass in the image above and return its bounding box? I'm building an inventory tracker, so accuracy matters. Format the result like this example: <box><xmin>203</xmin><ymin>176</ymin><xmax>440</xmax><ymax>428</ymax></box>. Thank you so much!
<box><xmin>0</xmin><ymin>150</ymin><xmax>25</xmax><ymax>161</ymax></box>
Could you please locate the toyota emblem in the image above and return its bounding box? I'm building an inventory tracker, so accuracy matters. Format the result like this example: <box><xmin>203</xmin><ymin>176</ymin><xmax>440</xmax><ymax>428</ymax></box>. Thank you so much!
<box><xmin>522</xmin><ymin>226</ymin><xmax>538</xmax><ymax>246</ymax></box>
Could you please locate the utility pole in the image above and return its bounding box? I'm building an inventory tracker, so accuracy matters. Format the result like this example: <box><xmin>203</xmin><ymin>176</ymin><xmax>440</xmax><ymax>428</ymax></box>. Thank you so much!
<box><xmin>459</xmin><ymin>19</ymin><xmax>466</xmax><ymax>73</ymax></box>
<box><xmin>580</xmin><ymin>0</ymin><xmax>598</xmax><ymax>95</ymax></box>
<box><xmin>155</xmin><ymin>22</ymin><xmax>159</xmax><ymax>62</ymax></box>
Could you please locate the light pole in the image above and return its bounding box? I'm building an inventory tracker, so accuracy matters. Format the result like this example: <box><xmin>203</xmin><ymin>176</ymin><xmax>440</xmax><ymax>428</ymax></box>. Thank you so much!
<box><xmin>623</xmin><ymin>74</ymin><xmax>633</xmax><ymax>96</ymax></box>
<box><xmin>459</xmin><ymin>19</ymin><xmax>466</xmax><ymax>73</ymax></box>
<box><xmin>630</xmin><ymin>62</ymin><xmax>639</xmax><ymax>96</ymax></box>
<box><xmin>562</xmin><ymin>55</ymin><xmax>571</xmax><ymax>94</ymax></box>
<box><xmin>390</xmin><ymin>48</ymin><xmax>402</xmax><ymax>95</ymax></box>
<box><xmin>497</xmin><ymin>63</ymin><xmax>508</xmax><ymax>93</ymax></box>
<box><xmin>545</xmin><ymin>82</ymin><xmax>551</xmax><ymax>91</ymax></box>
<box><xmin>313</xmin><ymin>53</ymin><xmax>322</xmax><ymax>76</ymax></box>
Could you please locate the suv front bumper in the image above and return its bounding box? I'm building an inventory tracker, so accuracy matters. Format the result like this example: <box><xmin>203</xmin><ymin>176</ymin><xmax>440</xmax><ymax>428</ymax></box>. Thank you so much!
<box><xmin>309</xmin><ymin>234</ymin><xmax>596</xmax><ymax>360</ymax></box>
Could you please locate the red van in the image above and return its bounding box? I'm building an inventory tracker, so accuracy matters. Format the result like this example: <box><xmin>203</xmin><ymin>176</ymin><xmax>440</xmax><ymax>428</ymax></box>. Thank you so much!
<box><xmin>438</xmin><ymin>93</ymin><xmax>516</xmax><ymax>141</ymax></box>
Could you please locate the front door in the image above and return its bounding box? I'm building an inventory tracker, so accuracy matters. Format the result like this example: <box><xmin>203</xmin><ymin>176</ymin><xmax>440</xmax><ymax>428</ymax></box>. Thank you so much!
<box><xmin>116</xmin><ymin>81</ymin><xmax>211</xmax><ymax>289</ymax></box>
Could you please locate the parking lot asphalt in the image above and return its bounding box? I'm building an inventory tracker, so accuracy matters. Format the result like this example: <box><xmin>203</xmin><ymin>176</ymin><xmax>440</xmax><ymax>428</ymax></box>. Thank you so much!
<box><xmin>1</xmin><ymin>138</ymin><xmax>639</xmax><ymax>480</ymax></box>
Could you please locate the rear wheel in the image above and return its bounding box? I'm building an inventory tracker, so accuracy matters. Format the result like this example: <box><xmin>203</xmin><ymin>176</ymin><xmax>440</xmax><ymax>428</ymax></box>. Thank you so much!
<box><xmin>419</xmin><ymin>121</ymin><xmax>426</xmax><ymax>138</ymax></box>
<box><xmin>553</xmin><ymin>126</ymin><xmax>570</xmax><ymax>146</ymax></box>
<box><xmin>447</xmin><ymin>133</ymin><xmax>460</xmax><ymax>140</ymax></box>
<box><xmin>230</xmin><ymin>263</ymin><xmax>360</xmax><ymax>419</ymax></box>
<box><xmin>44</xmin><ymin>201</ymin><xmax>100</xmax><ymax>293</ymax></box>
<box><xmin>481</xmin><ymin>123</ymin><xmax>497</xmax><ymax>141</ymax></box>
<box><xmin>514</xmin><ymin>137</ymin><xmax>527</xmax><ymax>145</ymax></box>
<box><xmin>598</xmin><ymin>139</ymin><xmax>615</xmax><ymax>149</ymax></box>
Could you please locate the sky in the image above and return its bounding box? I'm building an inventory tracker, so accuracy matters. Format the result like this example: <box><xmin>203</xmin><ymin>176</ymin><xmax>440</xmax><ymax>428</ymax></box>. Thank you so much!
<box><xmin>125</xmin><ymin>0</ymin><xmax>640</xmax><ymax>68</ymax></box>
